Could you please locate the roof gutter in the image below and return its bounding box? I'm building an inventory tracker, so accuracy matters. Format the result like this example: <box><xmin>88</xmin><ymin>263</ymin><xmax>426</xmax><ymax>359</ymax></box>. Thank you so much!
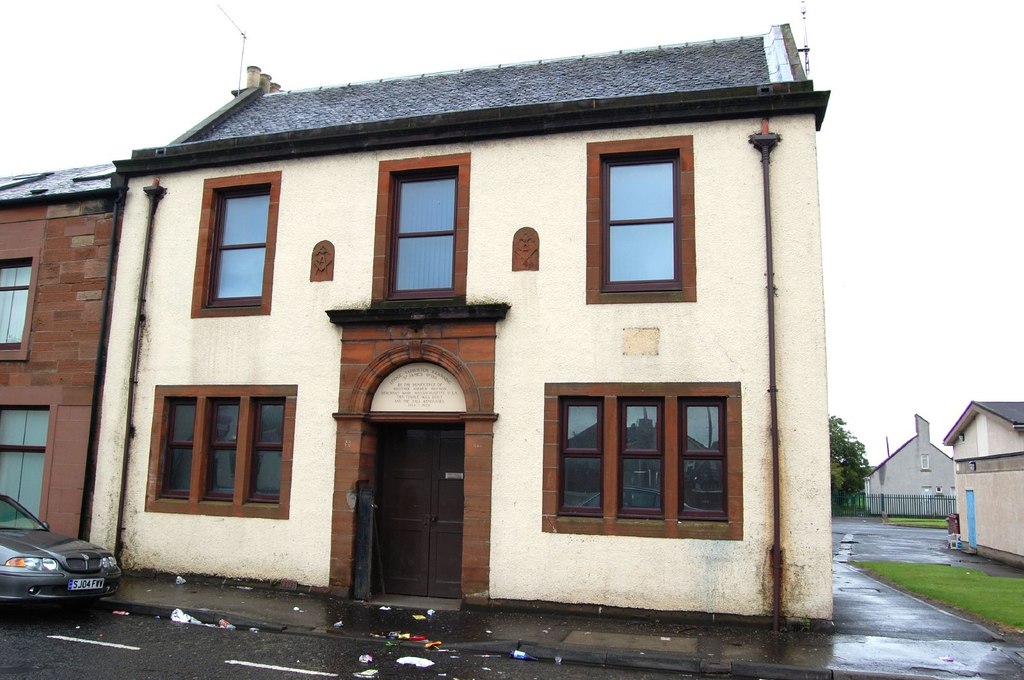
<box><xmin>115</xmin><ymin>84</ymin><xmax>829</xmax><ymax>177</ymax></box>
<box><xmin>113</xmin><ymin>179</ymin><xmax>166</xmax><ymax>559</ymax></box>
<box><xmin>0</xmin><ymin>187</ymin><xmax>119</xmax><ymax>208</ymax></box>
<box><xmin>749</xmin><ymin>119</ymin><xmax>784</xmax><ymax>632</ymax></box>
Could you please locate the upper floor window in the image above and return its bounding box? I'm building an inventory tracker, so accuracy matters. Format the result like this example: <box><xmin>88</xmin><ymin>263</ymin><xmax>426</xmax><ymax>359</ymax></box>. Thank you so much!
<box><xmin>192</xmin><ymin>172</ymin><xmax>281</xmax><ymax>318</ymax></box>
<box><xmin>0</xmin><ymin>262</ymin><xmax>31</xmax><ymax>349</ymax></box>
<box><xmin>373</xmin><ymin>154</ymin><xmax>470</xmax><ymax>302</ymax></box>
<box><xmin>586</xmin><ymin>137</ymin><xmax>695</xmax><ymax>305</ymax></box>
<box><xmin>920</xmin><ymin>453</ymin><xmax>930</xmax><ymax>470</ymax></box>
<box><xmin>393</xmin><ymin>175</ymin><xmax>457</xmax><ymax>295</ymax></box>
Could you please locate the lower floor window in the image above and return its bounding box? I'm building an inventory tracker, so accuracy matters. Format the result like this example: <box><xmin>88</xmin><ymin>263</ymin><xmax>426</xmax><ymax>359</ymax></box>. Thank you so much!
<box><xmin>544</xmin><ymin>383</ymin><xmax>742</xmax><ymax>540</ymax></box>
<box><xmin>0</xmin><ymin>408</ymin><xmax>48</xmax><ymax>515</ymax></box>
<box><xmin>147</xmin><ymin>386</ymin><xmax>295</xmax><ymax>519</ymax></box>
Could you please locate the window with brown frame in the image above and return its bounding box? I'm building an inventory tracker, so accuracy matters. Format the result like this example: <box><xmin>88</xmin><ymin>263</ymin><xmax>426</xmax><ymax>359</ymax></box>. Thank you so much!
<box><xmin>373</xmin><ymin>154</ymin><xmax>470</xmax><ymax>302</ymax></box>
<box><xmin>161</xmin><ymin>399</ymin><xmax>195</xmax><ymax>499</ymax></box>
<box><xmin>0</xmin><ymin>408</ymin><xmax>49</xmax><ymax>515</ymax></box>
<box><xmin>586</xmin><ymin>137</ymin><xmax>695</xmax><ymax>305</ymax></box>
<box><xmin>680</xmin><ymin>399</ymin><xmax>727</xmax><ymax>520</ymax></box>
<box><xmin>148</xmin><ymin>385</ymin><xmax>295</xmax><ymax>519</ymax></box>
<box><xmin>192</xmin><ymin>172</ymin><xmax>281</xmax><ymax>318</ymax></box>
<box><xmin>543</xmin><ymin>383</ymin><xmax>742</xmax><ymax>540</ymax></box>
<box><xmin>0</xmin><ymin>258</ymin><xmax>36</xmax><ymax>359</ymax></box>
<box><xmin>559</xmin><ymin>398</ymin><xmax>603</xmax><ymax>516</ymax></box>
<box><xmin>620</xmin><ymin>399</ymin><xmax>663</xmax><ymax>518</ymax></box>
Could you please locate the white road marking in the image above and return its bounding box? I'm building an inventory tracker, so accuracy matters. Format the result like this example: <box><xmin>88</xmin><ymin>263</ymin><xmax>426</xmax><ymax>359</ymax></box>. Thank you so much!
<box><xmin>224</xmin><ymin>660</ymin><xmax>338</xmax><ymax>676</ymax></box>
<box><xmin>47</xmin><ymin>635</ymin><xmax>140</xmax><ymax>650</ymax></box>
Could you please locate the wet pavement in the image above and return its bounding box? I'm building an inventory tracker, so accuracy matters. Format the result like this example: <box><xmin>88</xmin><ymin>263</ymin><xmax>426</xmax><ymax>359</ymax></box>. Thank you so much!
<box><xmin>94</xmin><ymin>520</ymin><xmax>1024</xmax><ymax>679</ymax></box>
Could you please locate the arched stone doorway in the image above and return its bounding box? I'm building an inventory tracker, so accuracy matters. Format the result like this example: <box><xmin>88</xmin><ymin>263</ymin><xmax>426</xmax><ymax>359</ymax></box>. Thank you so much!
<box><xmin>326</xmin><ymin>304</ymin><xmax>508</xmax><ymax>602</ymax></box>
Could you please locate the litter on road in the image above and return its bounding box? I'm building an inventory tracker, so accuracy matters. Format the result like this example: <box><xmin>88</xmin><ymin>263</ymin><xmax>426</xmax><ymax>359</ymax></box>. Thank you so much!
<box><xmin>170</xmin><ymin>608</ymin><xmax>202</xmax><ymax>625</ymax></box>
<box><xmin>396</xmin><ymin>657</ymin><xmax>434</xmax><ymax>668</ymax></box>
<box><xmin>509</xmin><ymin>650</ymin><xmax>537</xmax><ymax>661</ymax></box>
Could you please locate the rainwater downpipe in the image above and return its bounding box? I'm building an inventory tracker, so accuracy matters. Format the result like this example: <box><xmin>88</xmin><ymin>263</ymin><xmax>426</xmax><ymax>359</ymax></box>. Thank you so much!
<box><xmin>79</xmin><ymin>184</ymin><xmax>127</xmax><ymax>540</ymax></box>
<box><xmin>113</xmin><ymin>179</ymin><xmax>166</xmax><ymax>559</ymax></box>
<box><xmin>749</xmin><ymin>119</ymin><xmax>784</xmax><ymax>632</ymax></box>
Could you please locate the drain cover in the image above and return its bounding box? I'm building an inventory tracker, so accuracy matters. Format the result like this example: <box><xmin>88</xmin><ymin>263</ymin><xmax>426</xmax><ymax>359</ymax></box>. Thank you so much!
<box><xmin>839</xmin><ymin>587</ymin><xmax>880</xmax><ymax>593</ymax></box>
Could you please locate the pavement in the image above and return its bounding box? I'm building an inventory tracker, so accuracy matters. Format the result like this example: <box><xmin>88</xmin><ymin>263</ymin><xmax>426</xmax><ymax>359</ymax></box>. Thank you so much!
<box><xmin>96</xmin><ymin>519</ymin><xmax>1024</xmax><ymax>680</ymax></box>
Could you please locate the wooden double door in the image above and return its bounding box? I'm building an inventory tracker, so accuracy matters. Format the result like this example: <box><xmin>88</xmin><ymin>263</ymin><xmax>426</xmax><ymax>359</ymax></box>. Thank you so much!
<box><xmin>378</xmin><ymin>426</ymin><xmax>464</xmax><ymax>598</ymax></box>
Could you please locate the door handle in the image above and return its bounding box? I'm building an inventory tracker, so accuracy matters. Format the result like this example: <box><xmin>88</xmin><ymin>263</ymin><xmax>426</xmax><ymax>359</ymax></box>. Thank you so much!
<box><xmin>430</xmin><ymin>515</ymin><xmax>438</xmax><ymax>523</ymax></box>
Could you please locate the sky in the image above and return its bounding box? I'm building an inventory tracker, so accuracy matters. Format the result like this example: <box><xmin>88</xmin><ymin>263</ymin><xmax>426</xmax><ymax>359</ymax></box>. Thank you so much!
<box><xmin>2</xmin><ymin>1</ymin><xmax>1022</xmax><ymax>465</ymax></box>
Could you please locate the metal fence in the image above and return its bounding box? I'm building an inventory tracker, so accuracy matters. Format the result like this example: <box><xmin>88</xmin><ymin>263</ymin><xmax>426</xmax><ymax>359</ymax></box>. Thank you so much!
<box><xmin>832</xmin><ymin>493</ymin><xmax>957</xmax><ymax>518</ymax></box>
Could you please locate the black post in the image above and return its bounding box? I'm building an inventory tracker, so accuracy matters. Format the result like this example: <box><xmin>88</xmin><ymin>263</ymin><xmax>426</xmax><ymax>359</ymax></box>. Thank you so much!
<box><xmin>352</xmin><ymin>481</ymin><xmax>375</xmax><ymax>601</ymax></box>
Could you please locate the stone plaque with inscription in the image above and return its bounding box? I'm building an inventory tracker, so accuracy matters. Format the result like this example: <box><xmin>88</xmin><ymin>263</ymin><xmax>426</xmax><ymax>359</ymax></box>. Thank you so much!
<box><xmin>370</xmin><ymin>363</ymin><xmax>466</xmax><ymax>412</ymax></box>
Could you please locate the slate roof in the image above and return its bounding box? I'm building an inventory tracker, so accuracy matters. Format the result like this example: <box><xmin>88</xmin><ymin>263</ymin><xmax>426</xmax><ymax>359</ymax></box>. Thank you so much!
<box><xmin>0</xmin><ymin>164</ymin><xmax>115</xmax><ymax>203</ymax></box>
<box><xmin>119</xmin><ymin>26</ymin><xmax>825</xmax><ymax>175</ymax></box>
<box><xmin>943</xmin><ymin>401</ymin><xmax>1024</xmax><ymax>445</ymax></box>
<box><xmin>976</xmin><ymin>402</ymin><xmax>1024</xmax><ymax>426</ymax></box>
<box><xmin>186</xmin><ymin>35</ymin><xmax>777</xmax><ymax>144</ymax></box>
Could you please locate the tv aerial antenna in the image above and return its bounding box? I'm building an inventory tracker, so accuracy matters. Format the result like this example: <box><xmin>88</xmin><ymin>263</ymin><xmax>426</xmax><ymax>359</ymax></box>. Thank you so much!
<box><xmin>218</xmin><ymin>4</ymin><xmax>248</xmax><ymax>92</ymax></box>
<box><xmin>798</xmin><ymin>1</ymin><xmax>811</xmax><ymax>76</ymax></box>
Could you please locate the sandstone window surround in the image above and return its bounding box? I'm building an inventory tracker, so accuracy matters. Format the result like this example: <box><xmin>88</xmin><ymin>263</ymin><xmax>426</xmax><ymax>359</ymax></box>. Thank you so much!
<box><xmin>146</xmin><ymin>385</ymin><xmax>296</xmax><ymax>519</ymax></box>
<box><xmin>544</xmin><ymin>382</ymin><xmax>742</xmax><ymax>540</ymax></box>
<box><xmin>191</xmin><ymin>172</ymin><xmax>281</xmax><ymax>318</ymax></box>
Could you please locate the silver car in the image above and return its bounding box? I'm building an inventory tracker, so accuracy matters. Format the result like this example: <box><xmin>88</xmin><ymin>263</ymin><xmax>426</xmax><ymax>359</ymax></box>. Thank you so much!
<box><xmin>0</xmin><ymin>494</ymin><xmax>120</xmax><ymax>606</ymax></box>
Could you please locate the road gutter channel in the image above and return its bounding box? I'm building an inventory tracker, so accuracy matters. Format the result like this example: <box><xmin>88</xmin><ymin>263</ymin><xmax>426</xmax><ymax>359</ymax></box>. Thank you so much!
<box><xmin>97</xmin><ymin>599</ymin><xmax>936</xmax><ymax>680</ymax></box>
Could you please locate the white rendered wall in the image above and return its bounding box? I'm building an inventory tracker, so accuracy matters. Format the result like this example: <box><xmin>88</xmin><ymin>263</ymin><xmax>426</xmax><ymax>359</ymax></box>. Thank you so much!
<box><xmin>92</xmin><ymin>115</ymin><xmax>831</xmax><ymax>618</ymax></box>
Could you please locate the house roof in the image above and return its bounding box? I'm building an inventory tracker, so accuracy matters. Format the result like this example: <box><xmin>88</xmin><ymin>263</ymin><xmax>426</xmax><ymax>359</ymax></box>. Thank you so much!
<box><xmin>870</xmin><ymin>420</ymin><xmax>950</xmax><ymax>475</ymax></box>
<box><xmin>188</xmin><ymin>36</ymin><xmax>777</xmax><ymax>144</ymax></box>
<box><xmin>943</xmin><ymin>401</ymin><xmax>1024</xmax><ymax>445</ymax></box>
<box><xmin>0</xmin><ymin>164</ymin><xmax>117</xmax><ymax>205</ymax></box>
<box><xmin>117</xmin><ymin>25</ymin><xmax>828</xmax><ymax>176</ymax></box>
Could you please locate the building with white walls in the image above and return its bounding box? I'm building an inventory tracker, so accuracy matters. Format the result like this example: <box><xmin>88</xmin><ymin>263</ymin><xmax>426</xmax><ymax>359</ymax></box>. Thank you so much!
<box><xmin>944</xmin><ymin>402</ymin><xmax>1024</xmax><ymax>568</ymax></box>
<box><xmin>90</xmin><ymin>25</ymin><xmax>832</xmax><ymax>625</ymax></box>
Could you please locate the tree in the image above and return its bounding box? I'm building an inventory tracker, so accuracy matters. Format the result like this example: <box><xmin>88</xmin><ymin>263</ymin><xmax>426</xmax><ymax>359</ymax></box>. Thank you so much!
<box><xmin>829</xmin><ymin>415</ymin><xmax>871</xmax><ymax>495</ymax></box>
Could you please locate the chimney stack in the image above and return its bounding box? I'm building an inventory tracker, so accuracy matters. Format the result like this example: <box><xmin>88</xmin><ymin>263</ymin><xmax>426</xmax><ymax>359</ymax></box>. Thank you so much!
<box><xmin>246</xmin><ymin>65</ymin><xmax>262</xmax><ymax>90</ymax></box>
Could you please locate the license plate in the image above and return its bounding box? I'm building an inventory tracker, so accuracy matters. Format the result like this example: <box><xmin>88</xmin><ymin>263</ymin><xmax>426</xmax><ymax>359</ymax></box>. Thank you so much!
<box><xmin>68</xmin><ymin>578</ymin><xmax>104</xmax><ymax>591</ymax></box>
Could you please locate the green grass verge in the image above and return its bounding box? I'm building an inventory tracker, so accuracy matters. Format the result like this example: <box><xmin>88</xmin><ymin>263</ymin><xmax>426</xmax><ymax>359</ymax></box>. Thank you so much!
<box><xmin>885</xmin><ymin>517</ymin><xmax>948</xmax><ymax>529</ymax></box>
<box><xmin>856</xmin><ymin>561</ymin><xmax>1024</xmax><ymax>629</ymax></box>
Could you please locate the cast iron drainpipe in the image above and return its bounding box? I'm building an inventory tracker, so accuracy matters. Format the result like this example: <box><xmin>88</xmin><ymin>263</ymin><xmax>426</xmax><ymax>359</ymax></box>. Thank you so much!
<box><xmin>749</xmin><ymin>119</ymin><xmax>784</xmax><ymax>632</ymax></box>
<box><xmin>79</xmin><ymin>184</ymin><xmax>127</xmax><ymax>540</ymax></box>
<box><xmin>113</xmin><ymin>179</ymin><xmax>166</xmax><ymax>559</ymax></box>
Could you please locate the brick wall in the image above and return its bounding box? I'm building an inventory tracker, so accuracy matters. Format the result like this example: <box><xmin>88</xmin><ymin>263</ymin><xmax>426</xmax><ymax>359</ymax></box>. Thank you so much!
<box><xmin>0</xmin><ymin>196</ymin><xmax>117</xmax><ymax>536</ymax></box>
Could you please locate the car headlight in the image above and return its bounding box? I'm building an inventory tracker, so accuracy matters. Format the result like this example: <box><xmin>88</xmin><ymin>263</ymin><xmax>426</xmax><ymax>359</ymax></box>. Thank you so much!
<box><xmin>100</xmin><ymin>556</ymin><xmax>118</xmax><ymax>570</ymax></box>
<box><xmin>5</xmin><ymin>557</ymin><xmax>59</xmax><ymax>571</ymax></box>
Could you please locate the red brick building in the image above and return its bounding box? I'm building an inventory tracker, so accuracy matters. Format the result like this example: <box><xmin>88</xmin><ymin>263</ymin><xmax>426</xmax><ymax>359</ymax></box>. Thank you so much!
<box><xmin>0</xmin><ymin>165</ymin><xmax>122</xmax><ymax>537</ymax></box>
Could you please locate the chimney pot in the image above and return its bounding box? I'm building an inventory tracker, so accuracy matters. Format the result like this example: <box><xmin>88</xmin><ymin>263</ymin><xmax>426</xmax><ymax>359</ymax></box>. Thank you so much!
<box><xmin>259</xmin><ymin>73</ymin><xmax>272</xmax><ymax>93</ymax></box>
<box><xmin>269</xmin><ymin>82</ymin><xmax>282</xmax><ymax>94</ymax></box>
<box><xmin>246</xmin><ymin>65</ymin><xmax>261</xmax><ymax>90</ymax></box>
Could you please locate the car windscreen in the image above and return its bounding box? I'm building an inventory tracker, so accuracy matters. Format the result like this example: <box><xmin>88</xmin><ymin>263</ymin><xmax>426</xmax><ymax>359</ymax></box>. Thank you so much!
<box><xmin>0</xmin><ymin>498</ymin><xmax>45</xmax><ymax>530</ymax></box>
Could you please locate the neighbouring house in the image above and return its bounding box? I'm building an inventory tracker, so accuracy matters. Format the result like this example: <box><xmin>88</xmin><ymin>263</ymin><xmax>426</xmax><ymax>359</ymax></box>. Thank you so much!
<box><xmin>866</xmin><ymin>415</ymin><xmax>955</xmax><ymax>497</ymax></box>
<box><xmin>0</xmin><ymin>165</ymin><xmax>122</xmax><ymax>537</ymax></box>
<box><xmin>90</xmin><ymin>25</ymin><xmax>832</xmax><ymax>624</ymax></box>
<box><xmin>944</xmin><ymin>402</ymin><xmax>1024</xmax><ymax>568</ymax></box>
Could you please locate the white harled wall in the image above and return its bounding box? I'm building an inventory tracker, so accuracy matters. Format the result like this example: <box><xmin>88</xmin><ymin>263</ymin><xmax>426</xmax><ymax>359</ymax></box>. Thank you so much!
<box><xmin>91</xmin><ymin>114</ymin><xmax>831</xmax><ymax>618</ymax></box>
